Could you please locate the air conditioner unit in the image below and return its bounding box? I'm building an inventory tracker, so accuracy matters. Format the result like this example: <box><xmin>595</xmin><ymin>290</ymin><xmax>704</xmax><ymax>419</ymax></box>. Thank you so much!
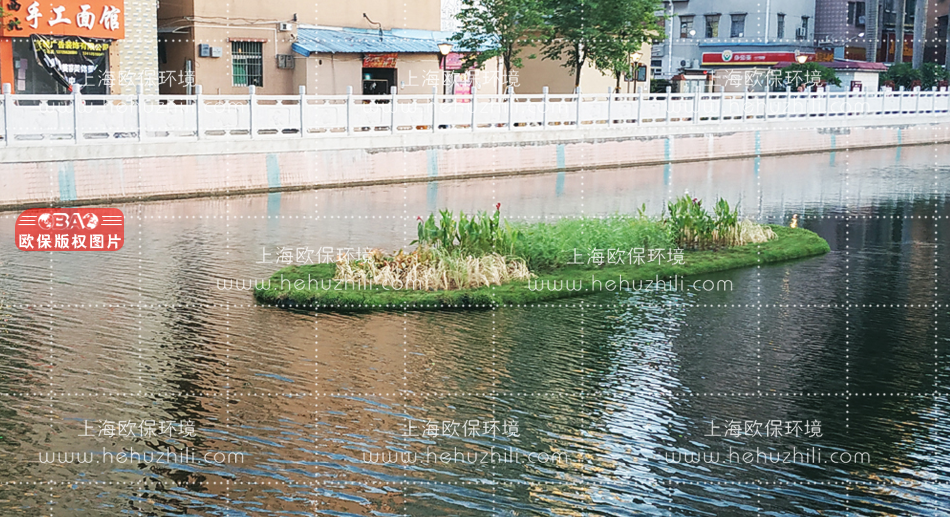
<box><xmin>796</xmin><ymin>28</ymin><xmax>807</xmax><ymax>38</ymax></box>
<box><xmin>278</xmin><ymin>22</ymin><xmax>294</xmax><ymax>32</ymax></box>
<box><xmin>277</xmin><ymin>54</ymin><xmax>295</xmax><ymax>69</ymax></box>
<box><xmin>680</xmin><ymin>59</ymin><xmax>688</xmax><ymax>66</ymax></box>
<box><xmin>857</xmin><ymin>15</ymin><xmax>866</xmax><ymax>25</ymax></box>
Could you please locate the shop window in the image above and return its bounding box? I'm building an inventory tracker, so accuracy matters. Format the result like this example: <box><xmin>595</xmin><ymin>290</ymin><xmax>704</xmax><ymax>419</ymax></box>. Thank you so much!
<box><xmin>12</xmin><ymin>38</ymin><xmax>108</xmax><ymax>95</ymax></box>
<box><xmin>232</xmin><ymin>41</ymin><xmax>263</xmax><ymax>87</ymax></box>
<box><xmin>362</xmin><ymin>68</ymin><xmax>396</xmax><ymax>95</ymax></box>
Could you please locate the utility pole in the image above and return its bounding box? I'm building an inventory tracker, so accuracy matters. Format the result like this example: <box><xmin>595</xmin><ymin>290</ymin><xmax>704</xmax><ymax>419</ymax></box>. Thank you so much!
<box><xmin>866</xmin><ymin>0</ymin><xmax>880</xmax><ymax>62</ymax></box>
<box><xmin>895</xmin><ymin>0</ymin><xmax>906</xmax><ymax>63</ymax></box>
<box><xmin>912</xmin><ymin>0</ymin><xmax>927</xmax><ymax>68</ymax></box>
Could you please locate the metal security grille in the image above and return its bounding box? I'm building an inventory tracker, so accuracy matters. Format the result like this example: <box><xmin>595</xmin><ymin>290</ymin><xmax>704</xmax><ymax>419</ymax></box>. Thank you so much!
<box><xmin>232</xmin><ymin>41</ymin><xmax>264</xmax><ymax>87</ymax></box>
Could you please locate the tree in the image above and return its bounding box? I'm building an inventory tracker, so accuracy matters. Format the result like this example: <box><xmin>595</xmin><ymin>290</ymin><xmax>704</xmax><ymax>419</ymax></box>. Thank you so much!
<box><xmin>591</xmin><ymin>0</ymin><xmax>665</xmax><ymax>91</ymax></box>
<box><xmin>918</xmin><ymin>62</ymin><xmax>949</xmax><ymax>90</ymax></box>
<box><xmin>452</xmin><ymin>0</ymin><xmax>546</xmax><ymax>91</ymax></box>
<box><xmin>540</xmin><ymin>0</ymin><xmax>663</xmax><ymax>89</ymax></box>
<box><xmin>880</xmin><ymin>62</ymin><xmax>920</xmax><ymax>89</ymax></box>
<box><xmin>772</xmin><ymin>62</ymin><xmax>841</xmax><ymax>91</ymax></box>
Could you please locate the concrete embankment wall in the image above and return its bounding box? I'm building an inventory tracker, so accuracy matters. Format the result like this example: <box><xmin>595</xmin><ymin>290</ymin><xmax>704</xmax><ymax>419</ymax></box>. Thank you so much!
<box><xmin>0</xmin><ymin>116</ymin><xmax>946</xmax><ymax>210</ymax></box>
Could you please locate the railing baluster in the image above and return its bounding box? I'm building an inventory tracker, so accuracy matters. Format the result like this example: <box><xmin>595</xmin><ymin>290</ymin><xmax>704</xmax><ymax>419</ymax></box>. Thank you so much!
<box><xmin>195</xmin><ymin>85</ymin><xmax>203</xmax><ymax>140</ymax></box>
<box><xmin>542</xmin><ymin>86</ymin><xmax>548</xmax><ymax>130</ymax></box>
<box><xmin>249</xmin><ymin>85</ymin><xmax>257</xmax><ymax>138</ymax></box>
<box><xmin>3</xmin><ymin>83</ymin><xmax>11</xmax><ymax>147</ymax></box>
<box><xmin>73</xmin><ymin>87</ymin><xmax>82</xmax><ymax>144</ymax></box>
<box><xmin>470</xmin><ymin>86</ymin><xmax>477</xmax><ymax>132</ymax></box>
<box><xmin>345</xmin><ymin>86</ymin><xmax>352</xmax><ymax>136</ymax></box>
<box><xmin>299</xmin><ymin>85</ymin><xmax>307</xmax><ymax>138</ymax></box>
<box><xmin>136</xmin><ymin>84</ymin><xmax>145</xmax><ymax>142</ymax></box>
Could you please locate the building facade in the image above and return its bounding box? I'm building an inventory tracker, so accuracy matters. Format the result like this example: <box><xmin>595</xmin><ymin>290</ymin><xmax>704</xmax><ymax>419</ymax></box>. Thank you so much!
<box><xmin>656</xmin><ymin>0</ymin><xmax>816</xmax><ymax>91</ymax></box>
<box><xmin>157</xmin><ymin>0</ymin><xmax>485</xmax><ymax>96</ymax></box>
<box><xmin>0</xmin><ymin>0</ymin><xmax>158</xmax><ymax>94</ymax></box>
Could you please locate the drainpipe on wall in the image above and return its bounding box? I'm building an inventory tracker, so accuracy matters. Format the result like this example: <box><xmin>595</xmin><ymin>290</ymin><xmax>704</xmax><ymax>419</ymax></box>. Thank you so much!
<box><xmin>764</xmin><ymin>0</ymin><xmax>770</xmax><ymax>44</ymax></box>
<box><xmin>667</xmin><ymin>0</ymin><xmax>674</xmax><ymax>77</ymax></box>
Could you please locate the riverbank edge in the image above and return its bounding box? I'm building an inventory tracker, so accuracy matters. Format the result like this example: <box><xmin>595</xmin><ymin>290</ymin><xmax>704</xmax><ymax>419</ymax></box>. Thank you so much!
<box><xmin>1</xmin><ymin>117</ymin><xmax>945</xmax><ymax>211</ymax></box>
<box><xmin>253</xmin><ymin>226</ymin><xmax>829</xmax><ymax>311</ymax></box>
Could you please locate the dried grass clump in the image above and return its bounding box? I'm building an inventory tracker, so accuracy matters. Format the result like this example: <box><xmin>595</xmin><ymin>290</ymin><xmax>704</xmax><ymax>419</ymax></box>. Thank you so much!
<box><xmin>334</xmin><ymin>248</ymin><xmax>533</xmax><ymax>291</ymax></box>
<box><xmin>737</xmin><ymin>219</ymin><xmax>777</xmax><ymax>245</ymax></box>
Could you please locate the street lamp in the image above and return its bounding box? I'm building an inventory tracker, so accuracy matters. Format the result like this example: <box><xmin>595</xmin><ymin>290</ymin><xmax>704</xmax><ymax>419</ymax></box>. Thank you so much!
<box><xmin>794</xmin><ymin>49</ymin><xmax>808</xmax><ymax>64</ymax></box>
<box><xmin>438</xmin><ymin>43</ymin><xmax>453</xmax><ymax>95</ymax></box>
<box><xmin>629</xmin><ymin>51</ymin><xmax>643</xmax><ymax>94</ymax></box>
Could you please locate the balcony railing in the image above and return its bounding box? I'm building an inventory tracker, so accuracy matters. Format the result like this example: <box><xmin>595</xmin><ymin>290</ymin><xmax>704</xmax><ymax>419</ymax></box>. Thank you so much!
<box><xmin>1</xmin><ymin>84</ymin><xmax>947</xmax><ymax>147</ymax></box>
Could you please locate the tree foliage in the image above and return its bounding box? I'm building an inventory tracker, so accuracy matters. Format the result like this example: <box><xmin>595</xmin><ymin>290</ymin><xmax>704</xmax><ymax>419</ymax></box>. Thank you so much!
<box><xmin>539</xmin><ymin>0</ymin><xmax>664</xmax><ymax>89</ymax></box>
<box><xmin>772</xmin><ymin>62</ymin><xmax>841</xmax><ymax>91</ymax></box>
<box><xmin>452</xmin><ymin>0</ymin><xmax>546</xmax><ymax>90</ymax></box>
<box><xmin>878</xmin><ymin>62</ymin><xmax>950</xmax><ymax>90</ymax></box>
<box><xmin>453</xmin><ymin>0</ymin><xmax>664</xmax><ymax>91</ymax></box>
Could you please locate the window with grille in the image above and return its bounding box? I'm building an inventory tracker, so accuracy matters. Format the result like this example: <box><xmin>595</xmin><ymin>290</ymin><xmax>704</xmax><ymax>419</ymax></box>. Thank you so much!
<box><xmin>680</xmin><ymin>16</ymin><xmax>694</xmax><ymax>38</ymax></box>
<box><xmin>730</xmin><ymin>14</ymin><xmax>745</xmax><ymax>38</ymax></box>
<box><xmin>232</xmin><ymin>41</ymin><xmax>263</xmax><ymax>87</ymax></box>
<box><xmin>777</xmin><ymin>14</ymin><xmax>785</xmax><ymax>39</ymax></box>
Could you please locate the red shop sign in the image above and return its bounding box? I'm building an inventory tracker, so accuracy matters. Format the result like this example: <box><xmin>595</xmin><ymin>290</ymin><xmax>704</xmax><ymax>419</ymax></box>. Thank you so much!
<box><xmin>15</xmin><ymin>207</ymin><xmax>124</xmax><ymax>251</ymax></box>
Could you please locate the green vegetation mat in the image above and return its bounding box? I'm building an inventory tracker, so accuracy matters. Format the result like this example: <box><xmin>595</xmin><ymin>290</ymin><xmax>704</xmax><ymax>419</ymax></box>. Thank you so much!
<box><xmin>253</xmin><ymin>225</ymin><xmax>829</xmax><ymax>311</ymax></box>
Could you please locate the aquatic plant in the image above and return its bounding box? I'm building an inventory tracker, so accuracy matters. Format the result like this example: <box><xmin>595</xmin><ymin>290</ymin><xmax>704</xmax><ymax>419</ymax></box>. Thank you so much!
<box><xmin>413</xmin><ymin>204</ymin><xmax>520</xmax><ymax>256</ymax></box>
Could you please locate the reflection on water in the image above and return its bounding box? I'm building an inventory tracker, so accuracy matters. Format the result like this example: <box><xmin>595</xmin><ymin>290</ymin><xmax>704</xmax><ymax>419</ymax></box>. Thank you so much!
<box><xmin>0</xmin><ymin>144</ymin><xmax>949</xmax><ymax>515</ymax></box>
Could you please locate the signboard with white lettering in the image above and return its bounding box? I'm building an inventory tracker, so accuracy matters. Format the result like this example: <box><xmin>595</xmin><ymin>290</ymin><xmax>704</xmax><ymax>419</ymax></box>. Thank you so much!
<box><xmin>0</xmin><ymin>0</ymin><xmax>125</xmax><ymax>39</ymax></box>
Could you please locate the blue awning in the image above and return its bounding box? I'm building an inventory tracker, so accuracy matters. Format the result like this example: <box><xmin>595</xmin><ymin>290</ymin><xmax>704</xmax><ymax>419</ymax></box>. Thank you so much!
<box><xmin>292</xmin><ymin>27</ymin><xmax>497</xmax><ymax>56</ymax></box>
<box><xmin>293</xmin><ymin>27</ymin><xmax>453</xmax><ymax>56</ymax></box>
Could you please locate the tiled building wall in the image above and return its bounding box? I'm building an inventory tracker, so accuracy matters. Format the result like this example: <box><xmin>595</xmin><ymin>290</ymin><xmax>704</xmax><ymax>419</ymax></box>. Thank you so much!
<box><xmin>110</xmin><ymin>0</ymin><xmax>159</xmax><ymax>94</ymax></box>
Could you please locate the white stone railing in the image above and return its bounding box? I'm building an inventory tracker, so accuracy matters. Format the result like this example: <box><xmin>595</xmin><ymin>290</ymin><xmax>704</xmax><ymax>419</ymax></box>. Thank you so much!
<box><xmin>1</xmin><ymin>84</ymin><xmax>948</xmax><ymax>146</ymax></box>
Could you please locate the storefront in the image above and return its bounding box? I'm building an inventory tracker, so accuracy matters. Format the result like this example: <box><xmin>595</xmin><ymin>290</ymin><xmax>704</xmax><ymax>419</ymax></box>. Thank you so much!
<box><xmin>0</xmin><ymin>0</ymin><xmax>125</xmax><ymax>93</ymax></box>
<box><xmin>702</xmin><ymin>50</ymin><xmax>806</xmax><ymax>92</ymax></box>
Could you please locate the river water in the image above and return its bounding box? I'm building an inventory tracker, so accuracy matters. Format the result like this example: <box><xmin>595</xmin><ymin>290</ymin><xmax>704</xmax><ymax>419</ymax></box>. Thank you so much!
<box><xmin>1</xmin><ymin>144</ymin><xmax>949</xmax><ymax>516</ymax></box>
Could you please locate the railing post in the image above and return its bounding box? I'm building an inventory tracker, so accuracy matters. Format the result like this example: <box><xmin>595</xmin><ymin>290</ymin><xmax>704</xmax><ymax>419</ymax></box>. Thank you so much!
<box><xmin>299</xmin><ymin>85</ymin><xmax>307</xmax><ymax>137</ymax></box>
<box><xmin>785</xmin><ymin>86</ymin><xmax>791</xmax><ymax>118</ymax></box>
<box><xmin>470</xmin><ymin>86</ymin><xmax>477</xmax><ymax>131</ymax></box>
<box><xmin>898</xmin><ymin>85</ymin><xmax>905</xmax><ymax>114</ymax></box>
<box><xmin>692</xmin><ymin>90</ymin><xmax>700</xmax><ymax>124</ymax></box>
<box><xmin>390</xmin><ymin>85</ymin><xmax>398</xmax><ymax>134</ymax></box>
<box><xmin>575</xmin><ymin>87</ymin><xmax>582</xmax><ymax>127</ymax></box>
<box><xmin>863</xmin><ymin>87</ymin><xmax>869</xmax><ymax>117</ymax></box>
<box><xmin>431</xmin><ymin>86</ymin><xmax>437</xmax><ymax>132</ymax></box>
<box><xmin>249</xmin><ymin>85</ymin><xmax>257</xmax><ymax>138</ymax></box>
<box><xmin>606</xmin><ymin>87</ymin><xmax>613</xmax><ymax>127</ymax></box>
<box><xmin>914</xmin><ymin>86</ymin><xmax>921</xmax><ymax>114</ymax></box>
<box><xmin>718</xmin><ymin>86</ymin><xmax>725</xmax><ymax>122</ymax></box>
<box><xmin>763</xmin><ymin>90</ymin><xmax>769</xmax><ymax>121</ymax></box>
<box><xmin>345</xmin><ymin>85</ymin><xmax>352</xmax><ymax>135</ymax></box>
<box><xmin>665</xmin><ymin>86</ymin><xmax>671</xmax><ymax>125</ymax></box>
<box><xmin>136</xmin><ymin>84</ymin><xmax>144</xmax><ymax>142</ymax></box>
<box><xmin>637</xmin><ymin>89</ymin><xmax>643</xmax><ymax>126</ymax></box>
<box><xmin>742</xmin><ymin>87</ymin><xmax>748</xmax><ymax>121</ymax></box>
<box><xmin>542</xmin><ymin>86</ymin><xmax>549</xmax><ymax>130</ymax></box>
<box><xmin>824</xmin><ymin>87</ymin><xmax>831</xmax><ymax>117</ymax></box>
<box><xmin>72</xmin><ymin>86</ymin><xmax>82</xmax><ymax>144</ymax></box>
<box><xmin>195</xmin><ymin>84</ymin><xmax>203</xmax><ymax>140</ymax></box>
<box><xmin>507</xmin><ymin>85</ymin><xmax>514</xmax><ymax>130</ymax></box>
<box><xmin>3</xmin><ymin>83</ymin><xmax>12</xmax><ymax>146</ymax></box>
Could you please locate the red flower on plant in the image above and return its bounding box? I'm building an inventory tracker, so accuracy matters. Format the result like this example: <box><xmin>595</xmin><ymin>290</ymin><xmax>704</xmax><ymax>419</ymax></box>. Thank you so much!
<box><xmin>416</xmin><ymin>216</ymin><xmax>423</xmax><ymax>221</ymax></box>
<box><xmin>495</xmin><ymin>202</ymin><xmax>501</xmax><ymax>211</ymax></box>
